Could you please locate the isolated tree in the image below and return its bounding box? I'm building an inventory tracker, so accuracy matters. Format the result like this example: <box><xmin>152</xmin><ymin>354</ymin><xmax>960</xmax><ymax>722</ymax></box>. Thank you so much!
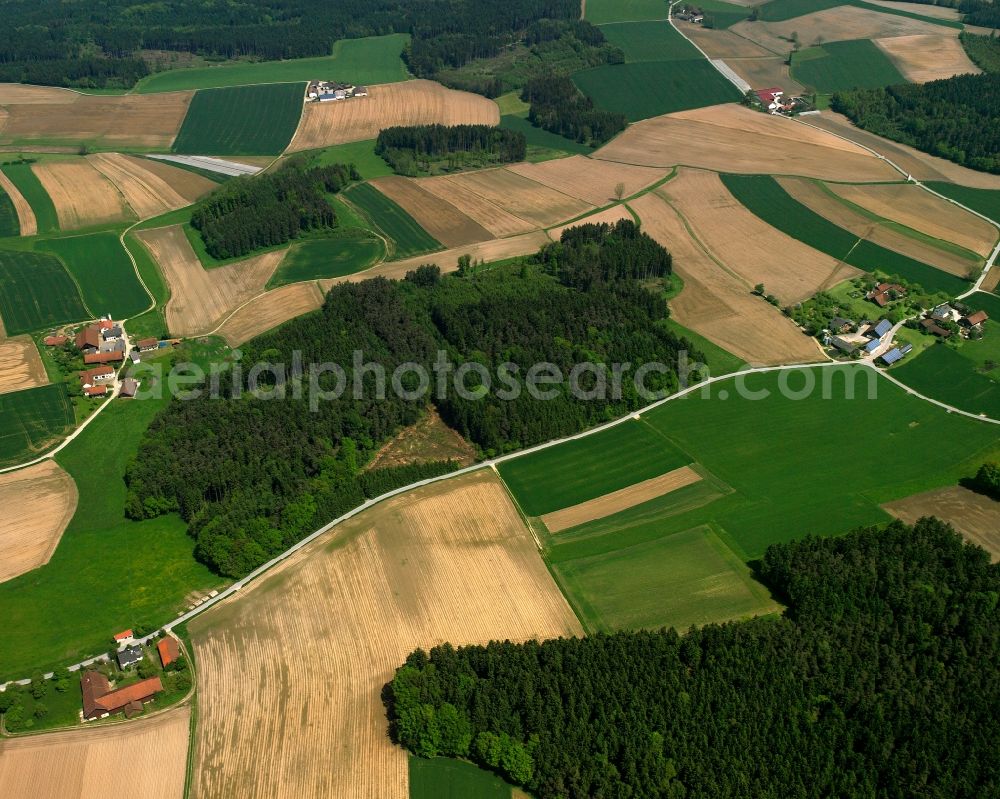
<box><xmin>973</xmin><ymin>462</ymin><xmax>1000</xmax><ymax>498</ymax></box>
<box><xmin>754</xmin><ymin>282</ymin><xmax>766</xmax><ymax>296</ymax></box>
<box><xmin>615</xmin><ymin>181</ymin><xmax>626</xmax><ymax>201</ymax></box>
<box><xmin>457</xmin><ymin>254</ymin><xmax>472</xmax><ymax>276</ymax></box>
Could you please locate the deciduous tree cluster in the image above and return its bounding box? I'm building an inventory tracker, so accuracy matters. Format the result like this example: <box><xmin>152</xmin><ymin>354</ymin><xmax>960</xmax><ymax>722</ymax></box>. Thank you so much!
<box><xmin>523</xmin><ymin>74</ymin><xmax>627</xmax><ymax>145</ymax></box>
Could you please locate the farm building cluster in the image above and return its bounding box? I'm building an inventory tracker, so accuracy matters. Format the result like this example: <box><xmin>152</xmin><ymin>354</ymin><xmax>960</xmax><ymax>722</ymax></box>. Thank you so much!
<box><xmin>919</xmin><ymin>302</ymin><xmax>989</xmax><ymax>340</ymax></box>
<box><xmin>306</xmin><ymin>81</ymin><xmax>369</xmax><ymax>103</ymax></box>
<box><xmin>826</xmin><ymin>317</ymin><xmax>911</xmax><ymax>365</ymax></box>
<box><xmin>749</xmin><ymin>87</ymin><xmax>813</xmax><ymax>117</ymax></box>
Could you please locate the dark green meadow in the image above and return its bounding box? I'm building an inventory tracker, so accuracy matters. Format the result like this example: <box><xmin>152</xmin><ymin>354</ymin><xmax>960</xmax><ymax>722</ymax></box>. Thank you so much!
<box><xmin>0</xmin><ymin>384</ymin><xmax>75</xmax><ymax>467</ymax></box>
<box><xmin>792</xmin><ymin>39</ymin><xmax>907</xmax><ymax>93</ymax></box>
<box><xmin>267</xmin><ymin>234</ymin><xmax>384</xmax><ymax>288</ymax></box>
<box><xmin>0</xmin><ymin>249</ymin><xmax>88</xmax><ymax>334</ymax></box>
<box><xmin>927</xmin><ymin>183</ymin><xmax>1000</xmax><ymax>224</ymax></box>
<box><xmin>598</xmin><ymin>21</ymin><xmax>702</xmax><ymax>63</ymax></box>
<box><xmin>409</xmin><ymin>756</ymin><xmax>515</xmax><ymax>799</ymax></box>
<box><xmin>0</xmin><ymin>184</ymin><xmax>18</xmax><ymax>236</ymax></box>
<box><xmin>0</xmin><ymin>163</ymin><xmax>59</xmax><ymax>234</ymax></box>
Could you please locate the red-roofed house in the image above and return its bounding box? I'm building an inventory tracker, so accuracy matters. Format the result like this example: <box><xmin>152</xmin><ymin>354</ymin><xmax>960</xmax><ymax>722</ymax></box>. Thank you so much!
<box><xmin>84</xmin><ymin>350</ymin><xmax>125</xmax><ymax>364</ymax></box>
<box><xmin>755</xmin><ymin>87</ymin><xmax>783</xmax><ymax>110</ymax></box>
<box><xmin>113</xmin><ymin>629</ymin><xmax>134</xmax><ymax>642</ymax></box>
<box><xmin>158</xmin><ymin>636</ymin><xmax>180</xmax><ymax>667</ymax></box>
<box><xmin>44</xmin><ymin>335</ymin><xmax>68</xmax><ymax>347</ymax></box>
<box><xmin>137</xmin><ymin>338</ymin><xmax>159</xmax><ymax>352</ymax></box>
<box><xmin>75</xmin><ymin>325</ymin><xmax>102</xmax><ymax>353</ymax></box>
<box><xmin>79</xmin><ymin>365</ymin><xmax>115</xmax><ymax>388</ymax></box>
<box><xmin>84</xmin><ymin>385</ymin><xmax>108</xmax><ymax>397</ymax></box>
<box><xmin>961</xmin><ymin>310</ymin><xmax>989</xmax><ymax>329</ymax></box>
<box><xmin>81</xmin><ymin>670</ymin><xmax>163</xmax><ymax>720</ymax></box>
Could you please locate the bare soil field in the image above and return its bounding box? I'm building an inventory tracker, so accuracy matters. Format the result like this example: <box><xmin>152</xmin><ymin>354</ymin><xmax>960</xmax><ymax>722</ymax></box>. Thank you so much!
<box><xmin>732</xmin><ymin>6</ymin><xmax>947</xmax><ymax>51</ymax></box>
<box><xmin>137</xmin><ymin>225</ymin><xmax>284</xmax><ymax>336</ymax></box>
<box><xmin>630</xmin><ymin>190</ymin><xmax>822</xmax><ymax>365</ymax></box>
<box><xmin>594</xmin><ymin>104</ymin><xmax>896</xmax><ymax>182</ymax></box>
<box><xmin>368</xmin><ymin>176</ymin><xmax>494</xmax><ymax>247</ymax></box>
<box><xmin>808</xmin><ymin>111</ymin><xmax>1000</xmax><ymax>189</ymax></box>
<box><xmin>982</xmin><ymin>270</ymin><xmax>1000</xmax><ymax>293</ymax></box>
<box><xmin>864</xmin><ymin>0</ymin><xmax>961</xmax><ymax>20</ymax></box>
<box><xmin>681</xmin><ymin>27</ymin><xmax>774</xmax><ymax>58</ymax></box>
<box><xmin>884</xmin><ymin>486</ymin><xmax>1000</xmax><ymax>561</ymax></box>
<box><xmin>440</xmin><ymin>168</ymin><xmax>593</xmax><ymax>228</ymax></box>
<box><xmin>541</xmin><ymin>465</ymin><xmax>704</xmax><ymax>533</ymax></box>
<box><xmin>726</xmin><ymin>56</ymin><xmax>806</xmax><ymax>95</ymax></box>
<box><xmin>663</xmin><ymin>169</ymin><xmax>856</xmax><ymax>302</ymax></box>
<box><xmin>287</xmin><ymin>80</ymin><xmax>499</xmax><ymax>151</ymax></box>
<box><xmin>32</xmin><ymin>160</ymin><xmax>131</xmax><ymax>229</ymax></box>
<box><xmin>0</xmin><ymin>84</ymin><xmax>78</xmax><ymax>104</ymax></box>
<box><xmin>216</xmin><ymin>281</ymin><xmax>325</xmax><ymax>346</ymax></box>
<box><xmin>0</xmin><ymin>461</ymin><xmax>78</xmax><ymax>583</ymax></box>
<box><xmin>507</xmin><ymin>156</ymin><xmax>666</xmax><ymax>205</ymax></box>
<box><xmin>875</xmin><ymin>34</ymin><xmax>980</xmax><ymax>83</ymax></box>
<box><xmin>0</xmin><ymin>336</ymin><xmax>48</xmax><ymax>395</ymax></box>
<box><xmin>417</xmin><ymin>175</ymin><xmax>538</xmax><ymax>237</ymax></box>
<box><xmin>0</xmin><ymin>706</ymin><xmax>189</xmax><ymax>799</ymax></box>
<box><xmin>188</xmin><ymin>470</ymin><xmax>581</xmax><ymax>799</ymax></box>
<box><xmin>828</xmin><ymin>182</ymin><xmax>999</xmax><ymax>258</ymax></box>
<box><xmin>0</xmin><ymin>92</ymin><xmax>193</xmax><ymax>149</ymax></box>
<box><xmin>777</xmin><ymin>175</ymin><xmax>979</xmax><ymax>276</ymax></box>
<box><xmin>548</xmin><ymin>205</ymin><xmax>633</xmax><ymax>240</ymax></box>
<box><xmin>367</xmin><ymin>408</ymin><xmax>477</xmax><ymax>470</ymax></box>
<box><xmin>88</xmin><ymin>153</ymin><xmax>191</xmax><ymax>220</ymax></box>
<box><xmin>0</xmin><ymin>169</ymin><xmax>35</xmax><ymax>236</ymax></box>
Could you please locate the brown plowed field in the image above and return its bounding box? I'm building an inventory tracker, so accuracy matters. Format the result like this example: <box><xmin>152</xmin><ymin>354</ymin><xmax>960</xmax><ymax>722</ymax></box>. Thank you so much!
<box><xmin>417</xmin><ymin>175</ymin><xmax>538</xmax><ymax>237</ymax></box>
<box><xmin>287</xmin><ymin>80</ymin><xmax>499</xmax><ymax>151</ymax></box>
<box><xmin>0</xmin><ymin>92</ymin><xmax>192</xmax><ymax>149</ymax></box>
<box><xmin>663</xmin><ymin>169</ymin><xmax>855</xmax><ymax>302</ymax></box>
<box><xmin>594</xmin><ymin>104</ymin><xmax>896</xmax><ymax>182</ymax></box>
<box><xmin>827</xmin><ymin>182</ymin><xmax>999</xmax><ymax>258</ymax></box>
<box><xmin>0</xmin><ymin>706</ymin><xmax>190</xmax><ymax>799</ymax></box>
<box><xmin>440</xmin><ymin>168</ymin><xmax>593</xmax><ymax>227</ymax></box>
<box><xmin>726</xmin><ymin>57</ymin><xmax>806</xmax><ymax>95</ymax></box>
<box><xmin>130</xmin><ymin>155</ymin><xmax>217</xmax><ymax>202</ymax></box>
<box><xmin>0</xmin><ymin>84</ymin><xmax>78</xmax><ymax>104</ymax></box>
<box><xmin>0</xmin><ymin>336</ymin><xmax>48</xmax><ymax>395</ymax></box>
<box><xmin>630</xmin><ymin>190</ymin><xmax>822</xmax><ymax>366</ymax></box>
<box><xmin>883</xmin><ymin>486</ymin><xmax>1000</xmax><ymax>561</ymax></box>
<box><xmin>875</xmin><ymin>34</ymin><xmax>980</xmax><ymax>83</ymax></box>
<box><xmin>369</xmin><ymin>176</ymin><xmax>494</xmax><ymax>247</ymax></box>
<box><xmin>188</xmin><ymin>470</ymin><xmax>582</xmax><ymax>799</ymax></box>
<box><xmin>547</xmin><ymin>205</ymin><xmax>633</xmax><ymax>240</ymax></box>
<box><xmin>0</xmin><ymin>168</ymin><xmax>36</xmax><ymax>235</ymax></box>
<box><xmin>32</xmin><ymin>159</ymin><xmax>130</xmax><ymax>229</ymax></box>
<box><xmin>681</xmin><ymin>27</ymin><xmax>774</xmax><ymax>58</ymax></box>
<box><xmin>216</xmin><ymin>281</ymin><xmax>325</xmax><ymax>346</ymax></box>
<box><xmin>542</xmin><ymin>465</ymin><xmax>703</xmax><ymax>533</ymax></box>
<box><xmin>507</xmin><ymin>156</ymin><xmax>666</xmax><ymax>205</ymax></box>
<box><xmin>88</xmin><ymin>153</ymin><xmax>190</xmax><ymax>220</ymax></box>
<box><xmin>777</xmin><ymin>175</ymin><xmax>980</xmax><ymax>276</ymax></box>
<box><xmin>136</xmin><ymin>225</ymin><xmax>284</xmax><ymax>336</ymax></box>
<box><xmin>0</xmin><ymin>461</ymin><xmax>77</xmax><ymax>583</ymax></box>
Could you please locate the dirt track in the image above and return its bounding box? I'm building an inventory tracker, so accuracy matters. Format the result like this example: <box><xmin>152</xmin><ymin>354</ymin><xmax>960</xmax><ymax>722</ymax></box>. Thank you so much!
<box><xmin>0</xmin><ymin>336</ymin><xmax>48</xmax><ymax>395</ymax></box>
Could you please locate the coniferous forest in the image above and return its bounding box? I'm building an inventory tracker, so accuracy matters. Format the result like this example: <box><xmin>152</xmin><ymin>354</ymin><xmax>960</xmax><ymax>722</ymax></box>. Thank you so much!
<box><xmin>375</xmin><ymin>125</ymin><xmax>526</xmax><ymax>174</ymax></box>
<box><xmin>126</xmin><ymin>221</ymin><xmax>692</xmax><ymax>577</ymax></box>
<box><xmin>522</xmin><ymin>74</ymin><xmax>628</xmax><ymax>146</ymax></box>
<box><xmin>387</xmin><ymin>518</ymin><xmax>1000</xmax><ymax>798</ymax></box>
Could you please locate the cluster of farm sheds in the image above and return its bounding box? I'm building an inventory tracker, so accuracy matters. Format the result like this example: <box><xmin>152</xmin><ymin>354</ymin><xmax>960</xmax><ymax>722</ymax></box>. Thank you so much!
<box><xmin>306</xmin><ymin>80</ymin><xmax>368</xmax><ymax>103</ymax></box>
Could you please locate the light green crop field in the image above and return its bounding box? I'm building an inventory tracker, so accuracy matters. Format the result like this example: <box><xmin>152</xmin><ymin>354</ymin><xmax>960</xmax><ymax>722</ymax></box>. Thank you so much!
<box><xmin>137</xmin><ymin>34</ymin><xmax>411</xmax><ymax>93</ymax></box>
<box><xmin>0</xmin><ymin>249</ymin><xmax>88</xmax><ymax>334</ymax></box>
<box><xmin>598</xmin><ymin>21</ymin><xmax>702</xmax><ymax>62</ymax></box>
<box><xmin>267</xmin><ymin>234</ymin><xmax>384</xmax><ymax>288</ymax></box>
<box><xmin>310</xmin><ymin>139</ymin><xmax>395</xmax><ymax>179</ymax></box>
<box><xmin>926</xmin><ymin>183</ymin><xmax>1000</xmax><ymax>223</ymax></box>
<box><xmin>409</xmin><ymin>756</ymin><xmax>514</xmax><ymax>799</ymax></box>
<box><xmin>38</xmin><ymin>231</ymin><xmax>150</xmax><ymax>319</ymax></box>
<box><xmin>0</xmin><ymin>184</ymin><xmax>18</xmax><ymax>236</ymax></box>
<box><xmin>344</xmin><ymin>182</ymin><xmax>442</xmax><ymax>259</ymax></box>
<box><xmin>0</xmin><ymin>384</ymin><xmax>75</xmax><ymax>468</ymax></box>
<box><xmin>586</xmin><ymin>0</ymin><xmax>670</xmax><ymax>24</ymax></box>
<box><xmin>792</xmin><ymin>40</ymin><xmax>907</xmax><ymax>93</ymax></box>
<box><xmin>172</xmin><ymin>82</ymin><xmax>305</xmax><ymax>155</ymax></box>
<box><xmin>892</xmin><ymin>341</ymin><xmax>1000</xmax><ymax>419</ymax></box>
<box><xmin>0</xmin><ymin>163</ymin><xmax>59</xmax><ymax>234</ymax></box>
<box><xmin>759</xmin><ymin>0</ymin><xmax>961</xmax><ymax>27</ymax></box>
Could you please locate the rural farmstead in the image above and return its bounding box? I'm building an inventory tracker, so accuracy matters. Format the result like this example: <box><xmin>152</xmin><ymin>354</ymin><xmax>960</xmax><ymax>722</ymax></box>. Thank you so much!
<box><xmin>1</xmin><ymin>1</ymin><xmax>1000</xmax><ymax>798</ymax></box>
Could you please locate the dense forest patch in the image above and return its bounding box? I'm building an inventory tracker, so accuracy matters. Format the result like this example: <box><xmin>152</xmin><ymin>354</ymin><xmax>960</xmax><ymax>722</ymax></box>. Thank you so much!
<box><xmin>375</xmin><ymin>124</ymin><xmax>526</xmax><ymax>176</ymax></box>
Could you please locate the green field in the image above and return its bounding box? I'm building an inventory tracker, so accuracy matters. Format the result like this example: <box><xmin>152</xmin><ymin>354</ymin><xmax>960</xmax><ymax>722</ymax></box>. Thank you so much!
<box><xmin>1</xmin><ymin>163</ymin><xmax>59</xmax><ymax>234</ymax></box>
<box><xmin>0</xmin><ymin>184</ymin><xmax>18</xmax><ymax>236</ymax></box>
<box><xmin>267</xmin><ymin>234</ymin><xmax>384</xmax><ymax>287</ymax></box>
<box><xmin>310</xmin><ymin>139</ymin><xmax>395</xmax><ymax>179</ymax></box>
<box><xmin>172</xmin><ymin>82</ymin><xmax>305</xmax><ymax>155</ymax></box>
<box><xmin>409</xmin><ymin>756</ymin><xmax>514</xmax><ymax>799</ymax></box>
<box><xmin>663</xmin><ymin>317</ymin><xmax>747</xmax><ymax>376</ymax></box>
<box><xmin>792</xmin><ymin>39</ymin><xmax>907</xmax><ymax>93</ymax></box>
<box><xmin>0</xmin><ymin>368</ymin><xmax>225</xmax><ymax>680</ymax></box>
<box><xmin>683</xmin><ymin>0</ymin><xmax>752</xmax><ymax>29</ymax></box>
<box><xmin>0</xmin><ymin>249</ymin><xmax>88</xmax><ymax>334</ymax></box>
<box><xmin>926</xmin><ymin>183</ymin><xmax>1000</xmax><ymax>224</ymax></box>
<box><xmin>137</xmin><ymin>34</ymin><xmax>410</xmax><ymax>93</ymax></box>
<box><xmin>123</xmin><ymin>232</ymin><xmax>171</xmax><ymax>340</ymax></box>
<box><xmin>598</xmin><ymin>21</ymin><xmax>703</xmax><ymax>62</ymax></box>
<box><xmin>893</xmin><ymin>342</ymin><xmax>1000</xmax><ymax>418</ymax></box>
<box><xmin>759</xmin><ymin>0</ymin><xmax>962</xmax><ymax>27</ymax></box>
<box><xmin>38</xmin><ymin>231</ymin><xmax>150</xmax><ymax>319</ymax></box>
<box><xmin>585</xmin><ymin>0</ymin><xmax>670</xmax><ymax>23</ymax></box>
<box><xmin>722</xmin><ymin>174</ymin><xmax>968</xmax><ymax>295</ymax></box>
<box><xmin>0</xmin><ymin>384</ymin><xmax>75</xmax><ymax>467</ymax></box>
<box><xmin>573</xmin><ymin>60</ymin><xmax>741</xmax><ymax>121</ymax></box>
<box><xmin>344</xmin><ymin>182</ymin><xmax>442</xmax><ymax>260</ymax></box>
<box><xmin>499</xmin><ymin>114</ymin><xmax>594</xmax><ymax>157</ymax></box>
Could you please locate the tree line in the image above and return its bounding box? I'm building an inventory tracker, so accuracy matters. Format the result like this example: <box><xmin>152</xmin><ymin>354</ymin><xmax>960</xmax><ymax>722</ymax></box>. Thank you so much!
<box><xmin>190</xmin><ymin>161</ymin><xmax>357</xmax><ymax>260</ymax></box>
<box><xmin>125</xmin><ymin>221</ymin><xmax>694</xmax><ymax>578</ymax></box>
<box><xmin>387</xmin><ymin>517</ymin><xmax>1000</xmax><ymax>798</ymax></box>
<box><xmin>522</xmin><ymin>74</ymin><xmax>628</xmax><ymax>146</ymax></box>
<box><xmin>961</xmin><ymin>32</ymin><xmax>1000</xmax><ymax>74</ymax></box>
<box><xmin>832</xmin><ymin>72</ymin><xmax>1000</xmax><ymax>174</ymax></box>
<box><xmin>375</xmin><ymin>124</ymin><xmax>526</xmax><ymax>175</ymax></box>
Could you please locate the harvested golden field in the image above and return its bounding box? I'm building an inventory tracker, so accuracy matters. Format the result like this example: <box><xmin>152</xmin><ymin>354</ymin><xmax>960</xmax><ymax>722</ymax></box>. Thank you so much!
<box><xmin>541</xmin><ymin>465</ymin><xmax>703</xmax><ymax>533</ymax></box>
<box><xmin>507</xmin><ymin>156</ymin><xmax>666</xmax><ymax>205</ymax></box>
<box><xmin>189</xmin><ymin>470</ymin><xmax>582</xmax><ymax>799</ymax></box>
<box><xmin>137</xmin><ymin>225</ymin><xmax>284</xmax><ymax>337</ymax></box>
<box><xmin>884</xmin><ymin>486</ymin><xmax>1000</xmax><ymax>562</ymax></box>
<box><xmin>0</xmin><ymin>92</ymin><xmax>193</xmax><ymax>149</ymax></box>
<box><xmin>368</xmin><ymin>408</ymin><xmax>477</xmax><ymax>470</ymax></box>
<box><xmin>663</xmin><ymin>169</ymin><xmax>855</xmax><ymax>302</ymax></box>
<box><xmin>88</xmin><ymin>153</ymin><xmax>191</xmax><ymax>220</ymax></box>
<box><xmin>32</xmin><ymin>160</ymin><xmax>131</xmax><ymax>229</ymax></box>
<box><xmin>681</xmin><ymin>27</ymin><xmax>774</xmax><ymax>58</ymax></box>
<box><xmin>287</xmin><ymin>80</ymin><xmax>499</xmax><ymax>151</ymax></box>
<box><xmin>417</xmin><ymin>175</ymin><xmax>538</xmax><ymax>237</ymax></box>
<box><xmin>0</xmin><ymin>168</ymin><xmax>35</xmax><ymax>235</ymax></box>
<box><xmin>630</xmin><ymin>190</ymin><xmax>822</xmax><ymax>366</ymax></box>
<box><xmin>0</xmin><ymin>84</ymin><xmax>77</xmax><ymax>104</ymax></box>
<box><xmin>0</xmin><ymin>461</ymin><xmax>77</xmax><ymax>583</ymax></box>
<box><xmin>594</xmin><ymin>104</ymin><xmax>896</xmax><ymax>182</ymax></box>
<box><xmin>216</xmin><ymin>281</ymin><xmax>325</xmax><ymax>346</ymax></box>
<box><xmin>875</xmin><ymin>34</ymin><xmax>980</xmax><ymax>83</ymax></box>
<box><xmin>827</xmin><ymin>182</ymin><xmax>999</xmax><ymax>258</ymax></box>
<box><xmin>440</xmin><ymin>168</ymin><xmax>593</xmax><ymax>227</ymax></box>
<box><xmin>548</xmin><ymin>204</ymin><xmax>633</xmax><ymax>240</ymax></box>
<box><xmin>369</xmin><ymin>176</ymin><xmax>494</xmax><ymax>247</ymax></box>
<box><xmin>777</xmin><ymin>175</ymin><xmax>980</xmax><ymax>276</ymax></box>
<box><xmin>0</xmin><ymin>336</ymin><xmax>48</xmax><ymax>395</ymax></box>
<box><xmin>0</xmin><ymin>706</ymin><xmax>190</xmax><ymax>799</ymax></box>
<box><xmin>864</xmin><ymin>0</ymin><xmax>961</xmax><ymax>19</ymax></box>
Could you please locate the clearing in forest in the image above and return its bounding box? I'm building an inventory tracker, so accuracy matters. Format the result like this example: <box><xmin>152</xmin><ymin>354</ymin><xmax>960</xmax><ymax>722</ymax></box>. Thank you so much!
<box><xmin>0</xmin><ymin>460</ymin><xmax>78</xmax><ymax>584</ymax></box>
<box><xmin>367</xmin><ymin>408</ymin><xmax>477</xmax><ymax>470</ymax></box>
<box><xmin>188</xmin><ymin>470</ymin><xmax>581</xmax><ymax>799</ymax></box>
